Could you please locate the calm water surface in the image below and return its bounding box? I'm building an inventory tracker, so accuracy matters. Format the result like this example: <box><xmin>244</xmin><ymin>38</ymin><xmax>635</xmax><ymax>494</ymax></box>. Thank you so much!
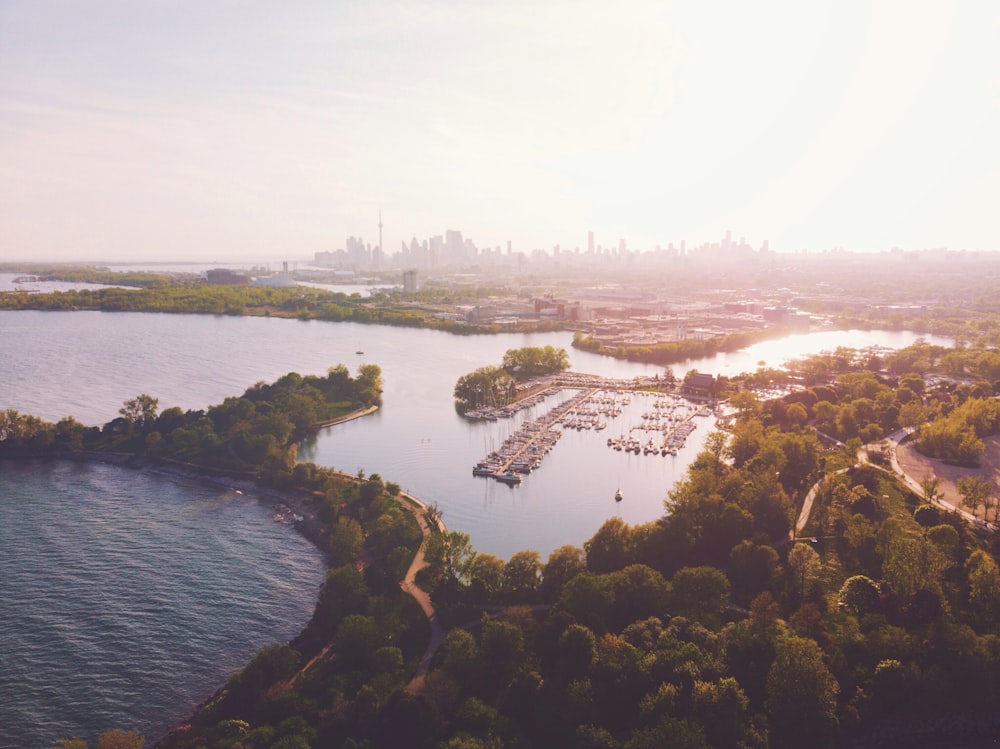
<box><xmin>0</xmin><ymin>459</ymin><xmax>325</xmax><ymax>749</ymax></box>
<box><xmin>0</xmin><ymin>311</ymin><xmax>951</xmax><ymax>559</ymax></box>
<box><xmin>0</xmin><ymin>310</ymin><xmax>950</xmax><ymax>745</ymax></box>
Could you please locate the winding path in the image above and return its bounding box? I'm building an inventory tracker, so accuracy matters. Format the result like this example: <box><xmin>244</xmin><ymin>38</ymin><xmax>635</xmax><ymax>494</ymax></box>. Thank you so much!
<box><xmin>315</xmin><ymin>406</ymin><xmax>448</xmax><ymax>691</ymax></box>
<box><xmin>879</xmin><ymin>429</ymin><xmax>987</xmax><ymax>528</ymax></box>
<box><xmin>788</xmin><ymin>428</ymin><xmax>992</xmax><ymax>542</ymax></box>
<box><xmin>395</xmin><ymin>491</ymin><xmax>447</xmax><ymax>693</ymax></box>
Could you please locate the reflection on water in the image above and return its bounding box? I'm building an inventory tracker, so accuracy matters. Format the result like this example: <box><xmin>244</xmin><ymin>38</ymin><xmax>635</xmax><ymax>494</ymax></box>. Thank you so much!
<box><xmin>0</xmin><ymin>310</ymin><xmax>950</xmax><ymax>559</ymax></box>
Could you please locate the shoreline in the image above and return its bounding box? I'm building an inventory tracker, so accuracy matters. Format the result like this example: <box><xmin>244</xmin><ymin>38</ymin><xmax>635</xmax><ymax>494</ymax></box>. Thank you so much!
<box><xmin>1</xmin><ymin>405</ymin><xmax>448</xmax><ymax>745</ymax></box>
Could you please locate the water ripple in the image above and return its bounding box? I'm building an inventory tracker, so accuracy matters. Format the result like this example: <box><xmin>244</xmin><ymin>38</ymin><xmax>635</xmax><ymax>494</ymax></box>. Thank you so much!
<box><xmin>0</xmin><ymin>460</ymin><xmax>326</xmax><ymax>749</ymax></box>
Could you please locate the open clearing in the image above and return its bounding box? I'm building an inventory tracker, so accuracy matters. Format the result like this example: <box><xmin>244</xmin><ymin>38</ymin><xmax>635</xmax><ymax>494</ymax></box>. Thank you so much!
<box><xmin>896</xmin><ymin>434</ymin><xmax>1000</xmax><ymax>517</ymax></box>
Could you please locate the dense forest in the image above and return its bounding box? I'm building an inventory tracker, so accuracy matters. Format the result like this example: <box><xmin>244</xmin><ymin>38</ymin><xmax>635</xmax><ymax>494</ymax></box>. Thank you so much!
<box><xmin>0</xmin><ymin>363</ymin><xmax>383</xmax><ymax>479</ymax></box>
<box><xmin>571</xmin><ymin>328</ymin><xmax>786</xmax><ymax>366</ymax></box>
<box><xmin>0</xmin><ymin>269</ymin><xmax>566</xmax><ymax>337</ymax></box>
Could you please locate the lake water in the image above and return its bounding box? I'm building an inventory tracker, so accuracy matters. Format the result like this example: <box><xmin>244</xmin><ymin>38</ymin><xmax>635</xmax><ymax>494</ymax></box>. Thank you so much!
<box><xmin>0</xmin><ymin>272</ymin><xmax>131</xmax><ymax>294</ymax></box>
<box><xmin>1</xmin><ymin>312</ymin><xmax>950</xmax><ymax>559</ymax></box>
<box><xmin>0</xmin><ymin>459</ymin><xmax>325</xmax><ymax>749</ymax></box>
<box><xmin>0</xmin><ymin>309</ymin><xmax>950</xmax><ymax>745</ymax></box>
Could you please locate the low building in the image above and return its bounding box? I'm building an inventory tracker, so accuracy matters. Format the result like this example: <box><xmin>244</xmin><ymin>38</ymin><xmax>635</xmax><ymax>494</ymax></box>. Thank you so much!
<box><xmin>205</xmin><ymin>268</ymin><xmax>250</xmax><ymax>285</ymax></box>
<box><xmin>683</xmin><ymin>372</ymin><xmax>716</xmax><ymax>397</ymax></box>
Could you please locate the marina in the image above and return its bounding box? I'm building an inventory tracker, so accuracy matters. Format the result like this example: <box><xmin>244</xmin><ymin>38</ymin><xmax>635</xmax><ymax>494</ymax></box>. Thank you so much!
<box><xmin>470</xmin><ymin>375</ymin><xmax>715</xmax><ymax>485</ymax></box>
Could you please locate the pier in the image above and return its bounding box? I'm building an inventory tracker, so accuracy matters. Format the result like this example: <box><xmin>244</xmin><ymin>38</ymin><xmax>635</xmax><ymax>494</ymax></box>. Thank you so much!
<box><xmin>473</xmin><ymin>388</ymin><xmax>597</xmax><ymax>484</ymax></box>
<box><xmin>471</xmin><ymin>373</ymin><xmax>716</xmax><ymax>485</ymax></box>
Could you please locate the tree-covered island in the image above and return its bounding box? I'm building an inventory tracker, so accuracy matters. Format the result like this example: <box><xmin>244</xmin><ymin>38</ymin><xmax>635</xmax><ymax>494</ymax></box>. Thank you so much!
<box><xmin>4</xmin><ymin>338</ymin><xmax>998</xmax><ymax>747</ymax></box>
<box><xmin>453</xmin><ymin>346</ymin><xmax>570</xmax><ymax>414</ymax></box>
<box><xmin>0</xmin><ymin>266</ymin><xmax>563</xmax><ymax>336</ymax></box>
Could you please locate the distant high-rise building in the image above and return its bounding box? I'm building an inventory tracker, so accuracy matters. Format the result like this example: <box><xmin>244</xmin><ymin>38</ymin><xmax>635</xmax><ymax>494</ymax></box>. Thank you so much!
<box><xmin>445</xmin><ymin>229</ymin><xmax>465</xmax><ymax>263</ymax></box>
<box><xmin>402</xmin><ymin>269</ymin><xmax>418</xmax><ymax>293</ymax></box>
<box><xmin>588</xmin><ymin>230</ymin><xmax>595</xmax><ymax>254</ymax></box>
<box><xmin>345</xmin><ymin>235</ymin><xmax>371</xmax><ymax>267</ymax></box>
<box><xmin>428</xmin><ymin>235</ymin><xmax>444</xmax><ymax>267</ymax></box>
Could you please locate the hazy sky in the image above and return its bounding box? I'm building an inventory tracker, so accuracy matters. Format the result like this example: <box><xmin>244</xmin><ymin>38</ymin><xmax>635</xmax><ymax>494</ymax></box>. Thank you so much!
<box><xmin>2</xmin><ymin>1</ymin><xmax>998</xmax><ymax>262</ymax></box>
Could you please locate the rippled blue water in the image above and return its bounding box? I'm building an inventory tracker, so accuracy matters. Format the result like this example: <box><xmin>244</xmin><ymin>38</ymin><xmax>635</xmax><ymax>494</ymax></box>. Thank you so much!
<box><xmin>0</xmin><ymin>460</ymin><xmax>326</xmax><ymax>749</ymax></box>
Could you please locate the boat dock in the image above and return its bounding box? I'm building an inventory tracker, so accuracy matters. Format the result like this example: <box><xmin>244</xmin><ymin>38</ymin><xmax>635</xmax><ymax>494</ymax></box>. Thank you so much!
<box><xmin>604</xmin><ymin>391</ymin><xmax>706</xmax><ymax>456</ymax></box>
<box><xmin>469</xmin><ymin>373</ymin><xmax>717</xmax><ymax>486</ymax></box>
<box><xmin>473</xmin><ymin>388</ymin><xmax>597</xmax><ymax>484</ymax></box>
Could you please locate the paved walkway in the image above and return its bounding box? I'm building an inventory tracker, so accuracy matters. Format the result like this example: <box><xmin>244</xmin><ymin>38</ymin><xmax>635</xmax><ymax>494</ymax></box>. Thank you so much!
<box><xmin>787</xmin><ymin>429</ymin><xmax>992</xmax><ymax>543</ymax></box>
<box><xmin>396</xmin><ymin>491</ymin><xmax>447</xmax><ymax>693</ymax></box>
<box><xmin>314</xmin><ymin>404</ymin><xmax>379</xmax><ymax>429</ymax></box>
<box><xmin>879</xmin><ymin>429</ymin><xmax>987</xmax><ymax>528</ymax></box>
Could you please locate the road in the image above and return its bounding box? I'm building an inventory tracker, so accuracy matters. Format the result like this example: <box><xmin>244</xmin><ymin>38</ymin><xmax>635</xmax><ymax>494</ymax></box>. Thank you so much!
<box><xmin>879</xmin><ymin>428</ymin><xmax>987</xmax><ymax>528</ymax></box>
<box><xmin>787</xmin><ymin>429</ymin><xmax>991</xmax><ymax>541</ymax></box>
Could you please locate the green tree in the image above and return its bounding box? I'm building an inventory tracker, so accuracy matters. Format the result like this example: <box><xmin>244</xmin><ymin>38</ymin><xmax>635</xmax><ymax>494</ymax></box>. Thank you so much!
<box><xmin>357</xmin><ymin>363</ymin><xmax>383</xmax><ymax>406</ymax></box>
<box><xmin>730</xmin><ymin>390</ymin><xmax>762</xmax><ymax>421</ymax></box>
<box><xmin>501</xmin><ymin>345</ymin><xmax>570</xmax><ymax>378</ymax></box>
<box><xmin>765</xmin><ymin>635</ymin><xmax>839</xmax><ymax>747</ymax></box>
<box><xmin>426</xmin><ymin>530</ymin><xmax>477</xmax><ymax>585</ymax></box>
<box><xmin>441</xmin><ymin>628</ymin><xmax>479</xmax><ymax>687</ymax></box>
<box><xmin>691</xmin><ymin>677</ymin><xmax>749</xmax><ymax>748</ymax></box>
<box><xmin>881</xmin><ymin>534</ymin><xmax>947</xmax><ymax>598</ymax></box>
<box><xmin>467</xmin><ymin>553</ymin><xmax>505</xmax><ymax>598</ymax></box>
<box><xmin>921</xmin><ymin>476</ymin><xmax>943</xmax><ymax>505</ymax></box>
<box><xmin>585</xmin><ymin>517</ymin><xmax>635</xmax><ymax>573</ymax></box>
<box><xmin>965</xmin><ymin>550</ymin><xmax>1000</xmax><ymax>623</ymax></box>
<box><xmin>728</xmin><ymin>541</ymin><xmax>779</xmax><ymax>606</ymax></box>
<box><xmin>502</xmin><ymin>550</ymin><xmax>542</xmax><ymax>598</ymax></box>
<box><xmin>119</xmin><ymin>394</ymin><xmax>159</xmax><ymax>427</ymax></box>
<box><xmin>336</xmin><ymin>614</ymin><xmax>380</xmax><ymax>669</ymax></box>
<box><xmin>557</xmin><ymin>623</ymin><xmax>598</xmax><ymax>682</ymax></box>
<box><xmin>787</xmin><ymin>543</ymin><xmax>822</xmax><ymax>600</ymax></box>
<box><xmin>838</xmin><ymin>574</ymin><xmax>880</xmax><ymax>616</ymax></box>
<box><xmin>476</xmin><ymin>620</ymin><xmax>526</xmax><ymax>698</ymax></box>
<box><xmin>453</xmin><ymin>366</ymin><xmax>513</xmax><ymax>411</ymax></box>
<box><xmin>609</xmin><ymin>565</ymin><xmax>669</xmax><ymax>631</ymax></box>
<box><xmin>540</xmin><ymin>544</ymin><xmax>587</xmax><ymax>602</ymax></box>
<box><xmin>558</xmin><ymin>572</ymin><xmax>616</xmax><ymax>633</ymax></box>
<box><xmin>899</xmin><ymin>400</ymin><xmax>927</xmax><ymax>431</ymax></box>
<box><xmin>958</xmin><ymin>475</ymin><xmax>996</xmax><ymax>520</ymax></box>
<box><xmin>329</xmin><ymin>516</ymin><xmax>364</xmax><ymax>566</ymax></box>
<box><xmin>669</xmin><ymin>566</ymin><xmax>730</xmax><ymax>627</ymax></box>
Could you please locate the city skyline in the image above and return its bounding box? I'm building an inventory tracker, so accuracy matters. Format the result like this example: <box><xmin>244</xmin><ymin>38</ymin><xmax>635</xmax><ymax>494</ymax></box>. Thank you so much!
<box><xmin>2</xmin><ymin>1</ymin><xmax>998</xmax><ymax>262</ymax></box>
